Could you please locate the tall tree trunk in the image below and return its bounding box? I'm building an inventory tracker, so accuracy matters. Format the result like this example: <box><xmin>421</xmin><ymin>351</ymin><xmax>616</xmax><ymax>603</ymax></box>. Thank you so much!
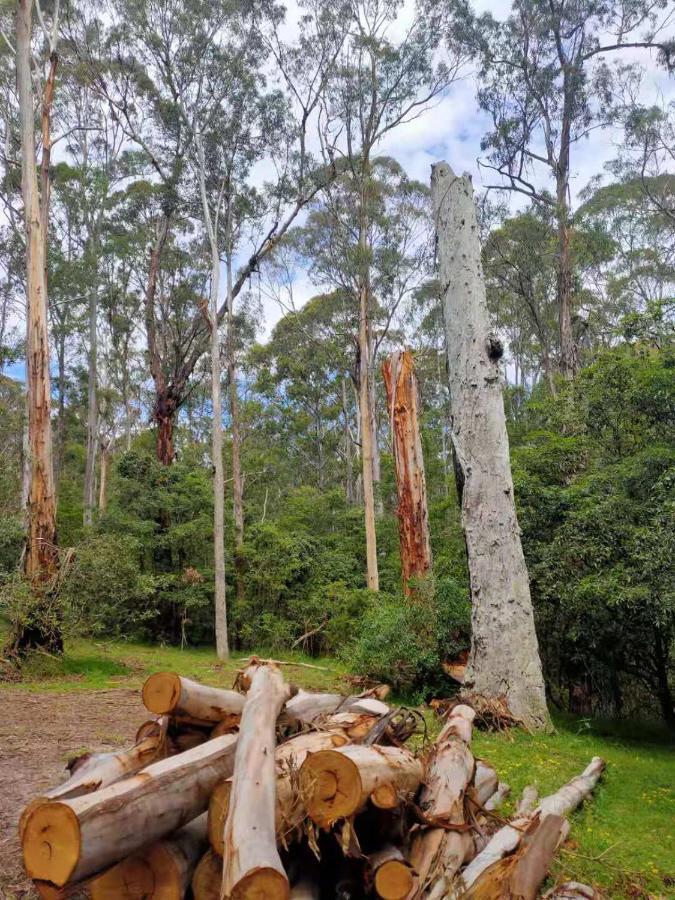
<box><xmin>16</xmin><ymin>0</ymin><xmax>60</xmax><ymax>651</ymax></box>
<box><xmin>357</xmin><ymin>174</ymin><xmax>379</xmax><ymax>591</ymax></box>
<box><xmin>431</xmin><ymin>162</ymin><xmax>550</xmax><ymax>731</ymax></box>
<box><xmin>556</xmin><ymin>94</ymin><xmax>577</xmax><ymax>381</ymax></box>
<box><xmin>368</xmin><ymin>354</ymin><xmax>382</xmax><ymax>515</ymax></box>
<box><xmin>382</xmin><ymin>350</ymin><xmax>432</xmax><ymax>596</ymax></box>
<box><xmin>227</xmin><ymin>251</ymin><xmax>245</xmax><ymax>607</ymax></box>
<box><xmin>83</xmin><ymin>287</ymin><xmax>97</xmax><ymax>526</ymax></box>
<box><xmin>342</xmin><ymin>377</ymin><xmax>354</xmax><ymax>504</ymax></box>
<box><xmin>54</xmin><ymin>328</ymin><xmax>66</xmax><ymax>487</ymax></box>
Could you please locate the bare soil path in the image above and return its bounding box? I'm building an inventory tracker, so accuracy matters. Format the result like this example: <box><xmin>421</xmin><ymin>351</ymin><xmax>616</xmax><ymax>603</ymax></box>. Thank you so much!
<box><xmin>0</xmin><ymin>688</ymin><xmax>147</xmax><ymax>898</ymax></box>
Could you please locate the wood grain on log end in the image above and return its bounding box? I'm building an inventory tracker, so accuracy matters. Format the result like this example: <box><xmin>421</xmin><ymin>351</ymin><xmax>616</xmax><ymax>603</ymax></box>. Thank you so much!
<box><xmin>192</xmin><ymin>848</ymin><xmax>221</xmax><ymax>900</ymax></box>
<box><xmin>299</xmin><ymin>749</ymin><xmax>361</xmax><ymax>826</ymax></box>
<box><xmin>231</xmin><ymin>866</ymin><xmax>290</xmax><ymax>899</ymax></box>
<box><xmin>374</xmin><ymin>860</ymin><xmax>414</xmax><ymax>900</ymax></box>
<box><xmin>142</xmin><ymin>672</ymin><xmax>181</xmax><ymax>715</ymax></box>
<box><xmin>22</xmin><ymin>801</ymin><xmax>81</xmax><ymax>885</ymax></box>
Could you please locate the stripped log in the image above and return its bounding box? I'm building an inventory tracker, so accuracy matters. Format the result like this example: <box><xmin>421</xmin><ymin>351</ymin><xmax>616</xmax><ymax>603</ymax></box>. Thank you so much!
<box><xmin>19</xmin><ymin>720</ymin><xmax>170</xmax><ymax>838</ymax></box>
<box><xmin>459</xmin><ymin>757</ymin><xmax>606</xmax><ymax>893</ymax></box>
<box><xmin>300</xmin><ymin>744</ymin><xmax>423</xmax><ymax>828</ymax></box>
<box><xmin>408</xmin><ymin>705</ymin><xmax>475</xmax><ymax>898</ymax></box>
<box><xmin>142</xmin><ymin>672</ymin><xmax>245</xmax><ymax>724</ymax></box>
<box><xmin>89</xmin><ymin>814</ymin><xmax>207</xmax><ymax>899</ymax></box>
<box><xmin>469</xmin><ymin>761</ymin><xmax>498</xmax><ymax>807</ymax></box>
<box><xmin>382</xmin><ymin>349</ymin><xmax>432</xmax><ymax>595</ymax></box>
<box><xmin>192</xmin><ymin>848</ymin><xmax>221</xmax><ymax>900</ymax></box>
<box><xmin>209</xmin><ymin>729</ymin><xmax>349</xmax><ymax>854</ymax></box>
<box><xmin>21</xmin><ymin>733</ymin><xmax>238</xmax><ymax>886</ymax></box>
<box><xmin>220</xmin><ymin>663</ymin><xmax>292</xmax><ymax>900</ymax></box>
<box><xmin>516</xmin><ymin>785</ymin><xmax>539</xmax><ymax>816</ymax></box>
<box><xmin>369</xmin><ymin>844</ymin><xmax>414</xmax><ymax>900</ymax></box>
<box><xmin>282</xmin><ymin>689</ymin><xmax>389</xmax><ymax>727</ymax></box>
<box><xmin>543</xmin><ymin>883</ymin><xmax>598</xmax><ymax>899</ymax></box>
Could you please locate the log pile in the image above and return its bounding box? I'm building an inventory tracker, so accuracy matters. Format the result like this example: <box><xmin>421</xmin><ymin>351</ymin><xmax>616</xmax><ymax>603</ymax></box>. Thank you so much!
<box><xmin>19</xmin><ymin>662</ymin><xmax>605</xmax><ymax>899</ymax></box>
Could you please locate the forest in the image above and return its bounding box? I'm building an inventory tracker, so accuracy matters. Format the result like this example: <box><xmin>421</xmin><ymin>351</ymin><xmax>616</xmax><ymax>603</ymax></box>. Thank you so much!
<box><xmin>0</xmin><ymin>0</ymin><xmax>673</xmax><ymax>897</ymax></box>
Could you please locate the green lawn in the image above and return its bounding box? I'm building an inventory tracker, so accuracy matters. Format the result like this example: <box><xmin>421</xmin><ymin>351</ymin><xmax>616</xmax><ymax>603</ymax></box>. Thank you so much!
<box><xmin>2</xmin><ymin>637</ymin><xmax>673</xmax><ymax>898</ymax></box>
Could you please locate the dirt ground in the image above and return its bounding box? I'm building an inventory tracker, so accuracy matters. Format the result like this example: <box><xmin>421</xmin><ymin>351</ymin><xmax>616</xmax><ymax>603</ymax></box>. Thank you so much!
<box><xmin>0</xmin><ymin>688</ymin><xmax>148</xmax><ymax>899</ymax></box>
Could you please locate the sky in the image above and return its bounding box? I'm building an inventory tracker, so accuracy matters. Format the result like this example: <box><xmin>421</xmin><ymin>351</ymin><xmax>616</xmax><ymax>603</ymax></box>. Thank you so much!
<box><xmin>251</xmin><ymin>0</ymin><xmax>675</xmax><ymax>334</ymax></box>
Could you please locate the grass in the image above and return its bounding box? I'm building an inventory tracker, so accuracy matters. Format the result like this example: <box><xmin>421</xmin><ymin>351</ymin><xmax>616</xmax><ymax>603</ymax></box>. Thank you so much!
<box><xmin>2</xmin><ymin>635</ymin><xmax>673</xmax><ymax>898</ymax></box>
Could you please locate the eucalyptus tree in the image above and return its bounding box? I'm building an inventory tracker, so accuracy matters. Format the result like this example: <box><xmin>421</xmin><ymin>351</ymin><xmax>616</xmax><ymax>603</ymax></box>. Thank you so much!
<box><xmin>442</xmin><ymin>0</ymin><xmax>674</xmax><ymax>378</ymax></box>
<box><xmin>14</xmin><ymin>0</ymin><xmax>62</xmax><ymax>651</ymax></box>
<box><xmin>317</xmin><ymin>3</ymin><xmax>462</xmax><ymax>589</ymax></box>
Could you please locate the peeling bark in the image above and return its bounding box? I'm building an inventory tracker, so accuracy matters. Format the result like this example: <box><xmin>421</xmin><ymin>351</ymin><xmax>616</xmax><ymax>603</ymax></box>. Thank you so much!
<box><xmin>382</xmin><ymin>350</ymin><xmax>432</xmax><ymax>595</ymax></box>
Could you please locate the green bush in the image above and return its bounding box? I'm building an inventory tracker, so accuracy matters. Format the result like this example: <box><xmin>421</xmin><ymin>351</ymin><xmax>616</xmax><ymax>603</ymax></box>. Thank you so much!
<box><xmin>348</xmin><ymin>575</ymin><xmax>470</xmax><ymax>696</ymax></box>
<box><xmin>0</xmin><ymin>517</ymin><xmax>23</xmax><ymax>580</ymax></box>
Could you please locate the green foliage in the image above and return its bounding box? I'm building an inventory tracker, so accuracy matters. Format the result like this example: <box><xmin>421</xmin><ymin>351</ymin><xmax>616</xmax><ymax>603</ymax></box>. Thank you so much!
<box><xmin>513</xmin><ymin>347</ymin><xmax>675</xmax><ymax>723</ymax></box>
<box><xmin>0</xmin><ymin>517</ymin><xmax>23</xmax><ymax>580</ymax></box>
<box><xmin>349</xmin><ymin>575</ymin><xmax>470</xmax><ymax>696</ymax></box>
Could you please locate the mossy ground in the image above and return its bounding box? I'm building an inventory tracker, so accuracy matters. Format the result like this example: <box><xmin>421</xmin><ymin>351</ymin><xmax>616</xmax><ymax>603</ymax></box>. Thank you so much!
<box><xmin>2</xmin><ymin>635</ymin><xmax>673</xmax><ymax>898</ymax></box>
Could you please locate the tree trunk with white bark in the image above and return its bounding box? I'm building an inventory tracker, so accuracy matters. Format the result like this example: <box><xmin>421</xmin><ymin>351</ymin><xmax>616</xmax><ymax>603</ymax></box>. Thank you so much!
<box><xmin>431</xmin><ymin>162</ymin><xmax>550</xmax><ymax>732</ymax></box>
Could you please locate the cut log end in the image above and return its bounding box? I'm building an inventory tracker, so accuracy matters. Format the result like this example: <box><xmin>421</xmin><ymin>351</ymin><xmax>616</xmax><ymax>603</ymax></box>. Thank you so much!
<box><xmin>374</xmin><ymin>860</ymin><xmax>414</xmax><ymax>900</ymax></box>
<box><xmin>208</xmin><ymin>780</ymin><xmax>232</xmax><ymax>856</ymax></box>
<box><xmin>22</xmin><ymin>801</ymin><xmax>81</xmax><ymax>886</ymax></box>
<box><xmin>231</xmin><ymin>867</ymin><xmax>290</xmax><ymax>900</ymax></box>
<box><xmin>370</xmin><ymin>782</ymin><xmax>399</xmax><ymax>809</ymax></box>
<box><xmin>300</xmin><ymin>749</ymin><xmax>361</xmax><ymax>826</ymax></box>
<box><xmin>89</xmin><ymin>855</ymin><xmax>156</xmax><ymax>899</ymax></box>
<box><xmin>192</xmin><ymin>849</ymin><xmax>221</xmax><ymax>900</ymax></box>
<box><xmin>142</xmin><ymin>671</ymin><xmax>181</xmax><ymax>715</ymax></box>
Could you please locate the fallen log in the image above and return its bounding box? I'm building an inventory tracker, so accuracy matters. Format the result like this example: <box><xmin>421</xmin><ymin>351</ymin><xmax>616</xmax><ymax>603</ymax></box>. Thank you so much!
<box><xmin>22</xmin><ymin>733</ymin><xmax>238</xmax><ymax>886</ymax></box>
<box><xmin>458</xmin><ymin>757</ymin><xmax>606</xmax><ymax>893</ymax></box>
<box><xmin>221</xmin><ymin>663</ymin><xmax>292</xmax><ymax>900</ymax></box>
<box><xmin>543</xmin><ymin>882</ymin><xmax>598</xmax><ymax>899</ymax></box>
<box><xmin>19</xmin><ymin>720</ymin><xmax>170</xmax><ymax>838</ymax></box>
<box><xmin>368</xmin><ymin>844</ymin><xmax>414</xmax><ymax>900</ymax></box>
<box><xmin>516</xmin><ymin>785</ymin><xmax>539</xmax><ymax>816</ymax></box>
<box><xmin>209</xmin><ymin>729</ymin><xmax>349</xmax><ymax>854</ymax></box>
<box><xmin>469</xmin><ymin>761</ymin><xmax>499</xmax><ymax>807</ymax></box>
<box><xmin>408</xmin><ymin>705</ymin><xmax>476</xmax><ymax>898</ymax></box>
<box><xmin>142</xmin><ymin>672</ymin><xmax>245</xmax><ymax>724</ymax></box>
<box><xmin>192</xmin><ymin>848</ymin><xmax>221</xmax><ymax>900</ymax></box>
<box><xmin>89</xmin><ymin>813</ymin><xmax>207</xmax><ymax>899</ymax></box>
<box><xmin>283</xmin><ymin>689</ymin><xmax>389</xmax><ymax>727</ymax></box>
<box><xmin>300</xmin><ymin>744</ymin><xmax>423</xmax><ymax>828</ymax></box>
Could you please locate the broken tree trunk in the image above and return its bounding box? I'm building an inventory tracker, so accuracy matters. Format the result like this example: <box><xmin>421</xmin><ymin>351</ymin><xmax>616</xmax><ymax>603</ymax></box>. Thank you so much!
<box><xmin>368</xmin><ymin>845</ymin><xmax>414</xmax><ymax>900</ymax></box>
<box><xmin>21</xmin><ymin>733</ymin><xmax>237</xmax><ymax>886</ymax></box>
<box><xmin>220</xmin><ymin>663</ymin><xmax>292</xmax><ymax>899</ymax></box>
<box><xmin>408</xmin><ymin>705</ymin><xmax>475</xmax><ymax>898</ymax></box>
<box><xmin>209</xmin><ymin>729</ymin><xmax>349</xmax><ymax>854</ymax></box>
<box><xmin>300</xmin><ymin>744</ymin><xmax>423</xmax><ymax>828</ymax></box>
<box><xmin>142</xmin><ymin>672</ymin><xmax>245</xmax><ymax>725</ymax></box>
<box><xmin>281</xmin><ymin>690</ymin><xmax>389</xmax><ymax>731</ymax></box>
<box><xmin>382</xmin><ymin>349</ymin><xmax>432</xmax><ymax>596</ymax></box>
<box><xmin>89</xmin><ymin>814</ymin><xmax>207</xmax><ymax>899</ymax></box>
<box><xmin>431</xmin><ymin>161</ymin><xmax>550</xmax><ymax>732</ymax></box>
<box><xmin>459</xmin><ymin>757</ymin><xmax>606</xmax><ymax>893</ymax></box>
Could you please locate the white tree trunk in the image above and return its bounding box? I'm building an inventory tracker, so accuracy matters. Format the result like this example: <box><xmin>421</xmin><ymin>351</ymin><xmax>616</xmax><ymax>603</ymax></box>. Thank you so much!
<box><xmin>431</xmin><ymin>162</ymin><xmax>550</xmax><ymax>731</ymax></box>
<box><xmin>83</xmin><ymin>286</ymin><xmax>97</xmax><ymax>527</ymax></box>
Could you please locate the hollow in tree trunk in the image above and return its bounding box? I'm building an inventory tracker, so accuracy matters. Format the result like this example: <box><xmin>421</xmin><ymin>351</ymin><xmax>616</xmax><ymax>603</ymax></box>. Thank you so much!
<box><xmin>382</xmin><ymin>350</ymin><xmax>432</xmax><ymax>595</ymax></box>
<box><xmin>431</xmin><ymin>162</ymin><xmax>550</xmax><ymax>731</ymax></box>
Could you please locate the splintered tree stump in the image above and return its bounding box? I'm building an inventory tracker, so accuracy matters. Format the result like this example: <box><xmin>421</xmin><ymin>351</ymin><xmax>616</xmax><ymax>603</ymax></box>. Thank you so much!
<box><xmin>19</xmin><ymin>720</ymin><xmax>171</xmax><ymax>838</ymax></box>
<box><xmin>220</xmin><ymin>663</ymin><xmax>293</xmax><ymax>900</ymax></box>
<box><xmin>142</xmin><ymin>672</ymin><xmax>245</xmax><ymax>724</ymax></box>
<box><xmin>21</xmin><ymin>733</ymin><xmax>238</xmax><ymax>886</ymax></box>
<box><xmin>382</xmin><ymin>349</ymin><xmax>432</xmax><ymax>595</ymax></box>
<box><xmin>369</xmin><ymin>845</ymin><xmax>415</xmax><ymax>900</ymax></box>
<box><xmin>299</xmin><ymin>744</ymin><xmax>422</xmax><ymax>828</ymax></box>
<box><xmin>408</xmin><ymin>705</ymin><xmax>476</xmax><ymax>898</ymax></box>
<box><xmin>89</xmin><ymin>814</ymin><xmax>207</xmax><ymax>899</ymax></box>
<box><xmin>193</xmin><ymin>848</ymin><xmax>222</xmax><ymax>900</ymax></box>
<box><xmin>209</xmin><ymin>730</ymin><xmax>349</xmax><ymax>854</ymax></box>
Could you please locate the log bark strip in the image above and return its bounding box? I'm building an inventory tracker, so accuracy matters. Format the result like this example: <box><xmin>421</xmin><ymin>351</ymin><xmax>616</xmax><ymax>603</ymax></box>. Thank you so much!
<box><xmin>220</xmin><ymin>664</ymin><xmax>292</xmax><ymax>899</ymax></box>
<box><xmin>431</xmin><ymin>161</ymin><xmax>550</xmax><ymax>732</ymax></box>
<box><xmin>382</xmin><ymin>350</ymin><xmax>432</xmax><ymax>595</ymax></box>
<box><xmin>408</xmin><ymin>705</ymin><xmax>475</xmax><ymax>898</ymax></box>
<box><xmin>22</xmin><ymin>733</ymin><xmax>238</xmax><ymax>886</ymax></box>
<box><xmin>142</xmin><ymin>673</ymin><xmax>245</xmax><ymax>724</ymax></box>
<box><xmin>300</xmin><ymin>744</ymin><xmax>422</xmax><ymax>828</ymax></box>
